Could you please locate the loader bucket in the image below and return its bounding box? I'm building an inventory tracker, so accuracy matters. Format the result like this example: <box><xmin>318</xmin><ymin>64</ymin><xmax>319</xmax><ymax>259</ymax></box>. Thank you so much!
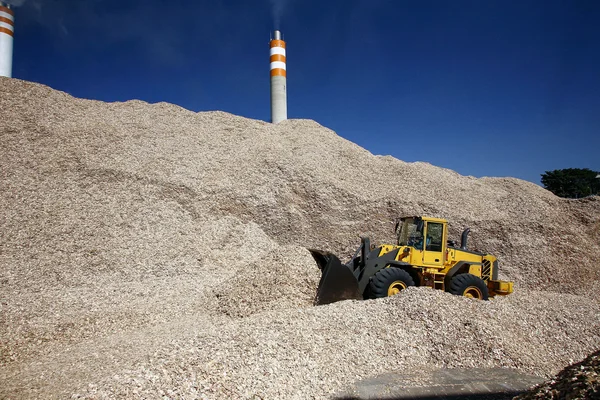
<box><xmin>309</xmin><ymin>249</ymin><xmax>362</xmax><ymax>305</ymax></box>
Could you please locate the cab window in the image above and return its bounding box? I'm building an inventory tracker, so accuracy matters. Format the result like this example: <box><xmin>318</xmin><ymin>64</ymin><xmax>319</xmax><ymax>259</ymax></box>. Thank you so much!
<box><xmin>398</xmin><ymin>219</ymin><xmax>424</xmax><ymax>249</ymax></box>
<box><xmin>426</xmin><ymin>222</ymin><xmax>443</xmax><ymax>252</ymax></box>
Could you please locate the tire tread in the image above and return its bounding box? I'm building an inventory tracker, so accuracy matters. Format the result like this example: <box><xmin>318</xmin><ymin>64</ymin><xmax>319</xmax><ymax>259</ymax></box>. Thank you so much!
<box><xmin>448</xmin><ymin>273</ymin><xmax>489</xmax><ymax>300</ymax></box>
<box><xmin>369</xmin><ymin>267</ymin><xmax>415</xmax><ymax>299</ymax></box>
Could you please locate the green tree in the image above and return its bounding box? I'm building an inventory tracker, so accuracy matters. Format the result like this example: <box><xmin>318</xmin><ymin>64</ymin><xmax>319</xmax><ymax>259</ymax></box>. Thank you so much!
<box><xmin>541</xmin><ymin>168</ymin><xmax>600</xmax><ymax>198</ymax></box>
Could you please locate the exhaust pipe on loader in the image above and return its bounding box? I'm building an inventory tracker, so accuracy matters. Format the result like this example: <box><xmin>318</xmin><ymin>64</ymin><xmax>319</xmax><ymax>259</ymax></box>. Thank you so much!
<box><xmin>461</xmin><ymin>228</ymin><xmax>471</xmax><ymax>250</ymax></box>
<box><xmin>309</xmin><ymin>249</ymin><xmax>362</xmax><ymax>305</ymax></box>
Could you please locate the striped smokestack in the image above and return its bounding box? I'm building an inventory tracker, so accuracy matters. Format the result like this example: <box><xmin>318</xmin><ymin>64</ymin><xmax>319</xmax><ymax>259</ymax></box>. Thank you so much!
<box><xmin>270</xmin><ymin>30</ymin><xmax>287</xmax><ymax>124</ymax></box>
<box><xmin>0</xmin><ymin>2</ymin><xmax>13</xmax><ymax>78</ymax></box>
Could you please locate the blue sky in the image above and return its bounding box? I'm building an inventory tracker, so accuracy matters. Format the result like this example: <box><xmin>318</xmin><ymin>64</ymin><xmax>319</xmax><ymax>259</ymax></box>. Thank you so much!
<box><xmin>7</xmin><ymin>0</ymin><xmax>600</xmax><ymax>184</ymax></box>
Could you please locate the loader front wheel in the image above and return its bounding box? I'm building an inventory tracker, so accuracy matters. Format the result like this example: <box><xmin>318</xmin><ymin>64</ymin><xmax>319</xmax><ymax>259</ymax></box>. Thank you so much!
<box><xmin>449</xmin><ymin>273</ymin><xmax>489</xmax><ymax>300</ymax></box>
<box><xmin>369</xmin><ymin>267</ymin><xmax>415</xmax><ymax>299</ymax></box>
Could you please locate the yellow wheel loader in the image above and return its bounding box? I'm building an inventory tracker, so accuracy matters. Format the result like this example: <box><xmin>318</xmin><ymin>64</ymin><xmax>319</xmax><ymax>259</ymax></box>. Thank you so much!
<box><xmin>310</xmin><ymin>216</ymin><xmax>513</xmax><ymax>305</ymax></box>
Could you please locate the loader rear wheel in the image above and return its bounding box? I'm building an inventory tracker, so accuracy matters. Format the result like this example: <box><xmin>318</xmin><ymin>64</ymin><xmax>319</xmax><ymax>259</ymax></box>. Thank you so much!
<box><xmin>449</xmin><ymin>273</ymin><xmax>489</xmax><ymax>300</ymax></box>
<box><xmin>369</xmin><ymin>267</ymin><xmax>415</xmax><ymax>299</ymax></box>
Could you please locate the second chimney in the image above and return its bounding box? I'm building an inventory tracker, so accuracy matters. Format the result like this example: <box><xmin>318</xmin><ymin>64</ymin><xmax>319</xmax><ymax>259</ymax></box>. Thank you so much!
<box><xmin>270</xmin><ymin>30</ymin><xmax>287</xmax><ymax>124</ymax></box>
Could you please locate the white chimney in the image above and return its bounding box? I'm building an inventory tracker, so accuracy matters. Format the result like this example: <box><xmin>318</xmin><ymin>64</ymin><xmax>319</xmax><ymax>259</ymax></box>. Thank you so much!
<box><xmin>0</xmin><ymin>2</ymin><xmax>14</xmax><ymax>78</ymax></box>
<box><xmin>270</xmin><ymin>30</ymin><xmax>287</xmax><ymax>123</ymax></box>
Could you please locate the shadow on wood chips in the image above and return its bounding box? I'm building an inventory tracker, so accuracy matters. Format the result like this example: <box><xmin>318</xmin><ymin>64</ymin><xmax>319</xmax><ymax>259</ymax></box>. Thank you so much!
<box><xmin>336</xmin><ymin>391</ymin><xmax>523</xmax><ymax>400</ymax></box>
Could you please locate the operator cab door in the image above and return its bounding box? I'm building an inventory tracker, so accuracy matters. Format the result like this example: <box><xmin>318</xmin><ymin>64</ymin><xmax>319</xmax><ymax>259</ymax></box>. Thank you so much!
<box><xmin>422</xmin><ymin>222</ymin><xmax>445</xmax><ymax>267</ymax></box>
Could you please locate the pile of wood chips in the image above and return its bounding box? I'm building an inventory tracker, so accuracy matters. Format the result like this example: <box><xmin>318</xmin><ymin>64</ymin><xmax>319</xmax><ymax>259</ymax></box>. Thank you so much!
<box><xmin>515</xmin><ymin>349</ymin><xmax>599</xmax><ymax>399</ymax></box>
<box><xmin>1</xmin><ymin>78</ymin><xmax>598</xmax><ymax>399</ymax></box>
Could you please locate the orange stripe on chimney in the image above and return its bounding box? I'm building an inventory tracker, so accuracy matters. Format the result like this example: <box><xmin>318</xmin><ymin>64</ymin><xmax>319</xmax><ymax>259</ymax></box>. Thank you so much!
<box><xmin>0</xmin><ymin>16</ymin><xmax>13</xmax><ymax>26</ymax></box>
<box><xmin>270</xmin><ymin>69</ymin><xmax>287</xmax><ymax>77</ymax></box>
<box><xmin>0</xmin><ymin>27</ymin><xmax>13</xmax><ymax>36</ymax></box>
<box><xmin>270</xmin><ymin>54</ymin><xmax>286</xmax><ymax>63</ymax></box>
<box><xmin>270</xmin><ymin>40</ymin><xmax>286</xmax><ymax>49</ymax></box>
<box><xmin>0</xmin><ymin>6</ymin><xmax>14</xmax><ymax>16</ymax></box>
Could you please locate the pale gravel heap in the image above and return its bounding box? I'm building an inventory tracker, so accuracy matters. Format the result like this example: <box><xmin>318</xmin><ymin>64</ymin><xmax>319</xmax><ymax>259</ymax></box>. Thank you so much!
<box><xmin>515</xmin><ymin>348</ymin><xmax>600</xmax><ymax>399</ymax></box>
<box><xmin>0</xmin><ymin>77</ymin><xmax>599</xmax><ymax>399</ymax></box>
<box><xmin>72</xmin><ymin>289</ymin><xmax>600</xmax><ymax>399</ymax></box>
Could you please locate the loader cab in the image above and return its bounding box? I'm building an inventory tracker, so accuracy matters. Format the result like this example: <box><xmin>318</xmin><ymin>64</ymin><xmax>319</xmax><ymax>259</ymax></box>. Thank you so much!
<box><xmin>396</xmin><ymin>216</ymin><xmax>447</xmax><ymax>267</ymax></box>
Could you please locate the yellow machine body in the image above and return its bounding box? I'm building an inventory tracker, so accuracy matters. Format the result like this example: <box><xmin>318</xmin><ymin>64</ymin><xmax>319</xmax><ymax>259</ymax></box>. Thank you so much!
<box><xmin>383</xmin><ymin>216</ymin><xmax>513</xmax><ymax>296</ymax></box>
<box><xmin>311</xmin><ymin>216</ymin><xmax>513</xmax><ymax>305</ymax></box>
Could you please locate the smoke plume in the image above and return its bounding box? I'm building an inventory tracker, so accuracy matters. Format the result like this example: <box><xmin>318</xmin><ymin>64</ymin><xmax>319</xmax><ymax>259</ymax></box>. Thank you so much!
<box><xmin>1</xmin><ymin>0</ymin><xmax>27</xmax><ymax>7</ymax></box>
<box><xmin>269</xmin><ymin>0</ymin><xmax>292</xmax><ymax>29</ymax></box>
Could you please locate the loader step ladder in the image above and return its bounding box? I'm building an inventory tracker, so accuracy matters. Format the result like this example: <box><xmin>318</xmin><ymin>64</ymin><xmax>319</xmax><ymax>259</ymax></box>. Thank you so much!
<box><xmin>433</xmin><ymin>274</ymin><xmax>445</xmax><ymax>290</ymax></box>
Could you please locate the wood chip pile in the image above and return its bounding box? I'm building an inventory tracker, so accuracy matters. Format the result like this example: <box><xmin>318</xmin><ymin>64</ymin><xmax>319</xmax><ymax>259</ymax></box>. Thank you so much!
<box><xmin>515</xmin><ymin>348</ymin><xmax>600</xmax><ymax>399</ymax></box>
<box><xmin>1</xmin><ymin>78</ymin><xmax>599</xmax><ymax>399</ymax></box>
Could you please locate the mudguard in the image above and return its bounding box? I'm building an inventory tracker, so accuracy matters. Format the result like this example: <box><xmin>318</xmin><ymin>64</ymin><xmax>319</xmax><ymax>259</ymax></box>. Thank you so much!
<box><xmin>309</xmin><ymin>249</ymin><xmax>362</xmax><ymax>305</ymax></box>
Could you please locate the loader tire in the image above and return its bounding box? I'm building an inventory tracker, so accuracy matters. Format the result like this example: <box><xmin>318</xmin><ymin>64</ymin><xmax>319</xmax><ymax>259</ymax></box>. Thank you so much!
<box><xmin>449</xmin><ymin>273</ymin><xmax>489</xmax><ymax>300</ymax></box>
<box><xmin>369</xmin><ymin>267</ymin><xmax>415</xmax><ymax>299</ymax></box>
